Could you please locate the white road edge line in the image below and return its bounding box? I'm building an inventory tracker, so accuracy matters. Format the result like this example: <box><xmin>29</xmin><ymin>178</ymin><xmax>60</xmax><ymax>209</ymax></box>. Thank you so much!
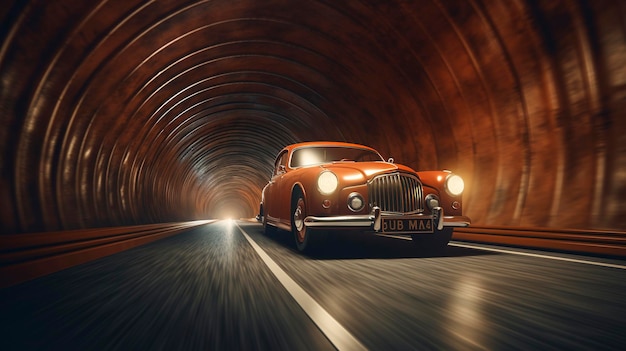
<box><xmin>376</xmin><ymin>233</ymin><xmax>626</xmax><ymax>270</ymax></box>
<box><xmin>236</xmin><ymin>223</ymin><xmax>367</xmax><ymax>351</ymax></box>
<box><xmin>449</xmin><ymin>242</ymin><xmax>626</xmax><ymax>270</ymax></box>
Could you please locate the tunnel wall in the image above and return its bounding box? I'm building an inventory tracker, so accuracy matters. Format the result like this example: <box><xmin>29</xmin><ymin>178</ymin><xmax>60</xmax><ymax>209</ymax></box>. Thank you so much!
<box><xmin>1</xmin><ymin>0</ymin><xmax>625</xmax><ymax>235</ymax></box>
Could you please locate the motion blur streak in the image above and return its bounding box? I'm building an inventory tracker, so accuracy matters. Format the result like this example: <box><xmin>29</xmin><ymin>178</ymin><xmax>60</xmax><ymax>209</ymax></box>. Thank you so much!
<box><xmin>1</xmin><ymin>0</ymin><xmax>626</xmax><ymax>235</ymax></box>
<box><xmin>238</xmin><ymin>223</ymin><xmax>367</xmax><ymax>351</ymax></box>
<box><xmin>3</xmin><ymin>221</ymin><xmax>625</xmax><ymax>350</ymax></box>
<box><xmin>446</xmin><ymin>275</ymin><xmax>486</xmax><ymax>349</ymax></box>
<box><xmin>0</xmin><ymin>222</ymin><xmax>336</xmax><ymax>350</ymax></box>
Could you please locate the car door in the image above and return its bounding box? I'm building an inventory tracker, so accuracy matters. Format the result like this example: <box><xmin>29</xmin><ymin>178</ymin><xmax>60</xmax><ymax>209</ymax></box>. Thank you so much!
<box><xmin>265</xmin><ymin>150</ymin><xmax>288</xmax><ymax>222</ymax></box>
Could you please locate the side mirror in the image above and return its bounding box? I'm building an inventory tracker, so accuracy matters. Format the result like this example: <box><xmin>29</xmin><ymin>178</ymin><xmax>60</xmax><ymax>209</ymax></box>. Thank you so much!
<box><xmin>387</xmin><ymin>157</ymin><xmax>394</xmax><ymax>163</ymax></box>
<box><xmin>278</xmin><ymin>165</ymin><xmax>286</xmax><ymax>174</ymax></box>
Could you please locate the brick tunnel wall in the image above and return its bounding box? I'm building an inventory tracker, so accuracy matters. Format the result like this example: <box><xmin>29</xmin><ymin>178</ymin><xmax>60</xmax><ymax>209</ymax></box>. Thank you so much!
<box><xmin>0</xmin><ymin>0</ymin><xmax>625</xmax><ymax>234</ymax></box>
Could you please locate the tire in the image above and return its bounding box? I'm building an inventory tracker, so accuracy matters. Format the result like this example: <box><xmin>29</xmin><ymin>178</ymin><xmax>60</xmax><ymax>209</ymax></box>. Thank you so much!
<box><xmin>411</xmin><ymin>228</ymin><xmax>453</xmax><ymax>254</ymax></box>
<box><xmin>292</xmin><ymin>188</ymin><xmax>325</xmax><ymax>253</ymax></box>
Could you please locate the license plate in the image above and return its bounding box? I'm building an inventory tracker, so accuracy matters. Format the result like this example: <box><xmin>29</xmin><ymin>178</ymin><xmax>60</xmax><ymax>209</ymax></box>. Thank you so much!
<box><xmin>381</xmin><ymin>217</ymin><xmax>434</xmax><ymax>234</ymax></box>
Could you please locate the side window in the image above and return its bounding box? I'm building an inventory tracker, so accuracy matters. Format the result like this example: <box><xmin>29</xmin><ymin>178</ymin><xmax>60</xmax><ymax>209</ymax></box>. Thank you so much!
<box><xmin>273</xmin><ymin>151</ymin><xmax>288</xmax><ymax>176</ymax></box>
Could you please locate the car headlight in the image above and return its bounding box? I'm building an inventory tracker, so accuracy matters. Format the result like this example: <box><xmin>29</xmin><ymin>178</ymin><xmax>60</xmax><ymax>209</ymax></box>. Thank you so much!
<box><xmin>445</xmin><ymin>174</ymin><xmax>464</xmax><ymax>196</ymax></box>
<box><xmin>317</xmin><ymin>171</ymin><xmax>338</xmax><ymax>195</ymax></box>
<box><xmin>425</xmin><ymin>194</ymin><xmax>440</xmax><ymax>210</ymax></box>
<box><xmin>347</xmin><ymin>192</ymin><xmax>365</xmax><ymax>212</ymax></box>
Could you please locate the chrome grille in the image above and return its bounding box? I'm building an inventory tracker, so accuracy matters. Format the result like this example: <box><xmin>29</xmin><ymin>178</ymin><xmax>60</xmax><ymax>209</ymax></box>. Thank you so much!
<box><xmin>368</xmin><ymin>173</ymin><xmax>423</xmax><ymax>213</ymax></box>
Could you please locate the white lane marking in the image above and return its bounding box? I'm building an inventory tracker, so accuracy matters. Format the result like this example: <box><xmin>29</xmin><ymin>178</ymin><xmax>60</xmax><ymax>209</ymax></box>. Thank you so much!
<box><xmin>449</xmin><ymin>242</ymin><xmax>626</xmax><ymax>270</ymax></box>
<box><xmin>377</xmin><ymin>233</ymin><xmax>626</xmax><ymax>270</ymax></box>
<box><xmin>236</xmin><ymin>223</ymin><xmax>367</xmax><ymax>351</ymax></box>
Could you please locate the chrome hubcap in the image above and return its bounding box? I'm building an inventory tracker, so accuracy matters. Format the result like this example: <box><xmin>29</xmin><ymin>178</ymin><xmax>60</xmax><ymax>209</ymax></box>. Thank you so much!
<box><xmin>294</xmin><ymin>206</ymin><xmax>304</xmax><ymax>232</ymax></box>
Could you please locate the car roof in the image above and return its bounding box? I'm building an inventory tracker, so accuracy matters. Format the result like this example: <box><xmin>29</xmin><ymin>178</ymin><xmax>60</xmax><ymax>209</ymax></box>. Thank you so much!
<box><xmin>283</xmin><ymin>141</ymin><xmax>378</xmax><ymax>152</ymax></box>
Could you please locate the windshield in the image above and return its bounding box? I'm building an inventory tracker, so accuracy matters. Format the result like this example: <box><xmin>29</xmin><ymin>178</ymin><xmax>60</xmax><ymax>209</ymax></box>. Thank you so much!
<box><xmin>290</xmin><ymin>146</ymin><xmax>384</xmax><ymax>168</ymax></box>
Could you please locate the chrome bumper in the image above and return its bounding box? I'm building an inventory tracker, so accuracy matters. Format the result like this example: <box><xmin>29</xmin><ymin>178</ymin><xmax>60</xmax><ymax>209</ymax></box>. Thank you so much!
<box><xmin>303</xmin><ymin>206</ymin><xmax>470</xmax><ymax>232</ymax></box>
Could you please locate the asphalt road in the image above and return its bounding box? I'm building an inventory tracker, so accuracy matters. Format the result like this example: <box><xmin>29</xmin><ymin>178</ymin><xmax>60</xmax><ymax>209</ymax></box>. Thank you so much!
<box><xmin>1</xmin><ymin>220</ymin><xmax>625</xmax><ymax>350</ymax></box>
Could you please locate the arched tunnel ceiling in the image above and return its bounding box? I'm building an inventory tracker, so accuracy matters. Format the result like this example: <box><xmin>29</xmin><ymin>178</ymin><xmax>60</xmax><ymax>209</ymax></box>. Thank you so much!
<box><xmin>1</xmin><ymin>0</ymin><xmax>625</xmax><ymax>234</ymax></box>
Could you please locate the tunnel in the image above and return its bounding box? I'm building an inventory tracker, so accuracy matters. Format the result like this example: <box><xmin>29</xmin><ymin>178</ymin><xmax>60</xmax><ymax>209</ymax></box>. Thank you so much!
<box><xmin>2</xmin><ymin>1</ymin><xmax>626</xmax><ymax>350</ymax></box>
<box><xmin>2</xmin><ymin>0</ymin><xmax>625</xmax><ymax>235</ymax></box>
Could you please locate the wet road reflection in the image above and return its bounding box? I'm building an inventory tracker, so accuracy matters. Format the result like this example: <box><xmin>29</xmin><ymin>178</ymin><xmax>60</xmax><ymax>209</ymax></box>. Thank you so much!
<box><xmin>1</xmin><ymin>221</ymin><xmax>625</xmax><ymax>350</ymax></box>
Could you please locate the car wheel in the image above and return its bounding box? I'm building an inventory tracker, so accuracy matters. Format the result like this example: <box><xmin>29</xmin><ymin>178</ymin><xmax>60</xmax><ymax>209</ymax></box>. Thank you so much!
<box><xmin>411</xmin><ymin>228</ymin><xmax>453</xmax><ymax>254</ymax></box>
<box><xmin>292</xmin><ymin>189</ymin><xmax>325</xmax><ymax>253</ymax></box>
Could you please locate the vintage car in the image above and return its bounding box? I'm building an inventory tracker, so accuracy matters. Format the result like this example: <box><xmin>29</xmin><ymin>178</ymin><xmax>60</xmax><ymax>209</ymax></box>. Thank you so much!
<box><xmin>259</xmin><ymin>141</ymin><xmax>470</xmax><ymax>253</ymax></box>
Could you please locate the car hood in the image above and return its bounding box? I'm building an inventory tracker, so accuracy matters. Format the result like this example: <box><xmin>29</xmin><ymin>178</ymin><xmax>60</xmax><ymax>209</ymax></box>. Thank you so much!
<box><xmin>320</xmin><ymin>161</ymin><xmax>417</xmax><ymax>180</ymax></box>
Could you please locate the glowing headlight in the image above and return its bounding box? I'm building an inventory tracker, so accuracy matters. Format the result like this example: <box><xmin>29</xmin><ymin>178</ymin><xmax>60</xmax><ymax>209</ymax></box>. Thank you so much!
<box><xmin>445</xmin><ymin>174</ymin><xmax>465</xmax><ymax>196</ymax></box>
<box><xmin>317</xmin><ymin>171</ymin><xmax>338</xmax><ymax>195</ymax></box>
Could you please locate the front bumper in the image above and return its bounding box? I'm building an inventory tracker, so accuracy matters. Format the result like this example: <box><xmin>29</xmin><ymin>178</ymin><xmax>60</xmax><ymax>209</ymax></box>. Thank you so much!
<box><xmin>303</xmin><ymin>206</ymin><xmax>470</xmax><ymax>232</ymax></box>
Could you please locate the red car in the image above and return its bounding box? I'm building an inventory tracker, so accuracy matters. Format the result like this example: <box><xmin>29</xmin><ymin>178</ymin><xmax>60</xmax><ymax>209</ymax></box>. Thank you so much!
<box><xmin>259</xmin><ymin>141</ymin><xmax>470</xmax><ymax>252</ymax></box>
